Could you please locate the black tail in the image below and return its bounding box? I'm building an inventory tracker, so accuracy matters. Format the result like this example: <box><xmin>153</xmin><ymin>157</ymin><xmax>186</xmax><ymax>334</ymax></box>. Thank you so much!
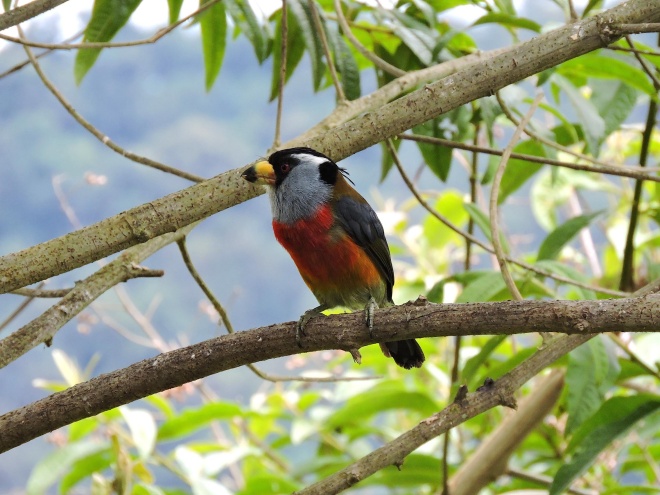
<box><xmin>380</xmin><ymin>339</ymin><xmax>425</xmax><ymax>369</ymax></box>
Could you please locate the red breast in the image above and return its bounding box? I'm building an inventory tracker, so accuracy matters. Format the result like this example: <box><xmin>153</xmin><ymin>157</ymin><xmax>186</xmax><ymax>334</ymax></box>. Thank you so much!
<box><xmin>273</xmin><ymin>204</ymin><xmax>382</xmax><ymax>293</ymax></box>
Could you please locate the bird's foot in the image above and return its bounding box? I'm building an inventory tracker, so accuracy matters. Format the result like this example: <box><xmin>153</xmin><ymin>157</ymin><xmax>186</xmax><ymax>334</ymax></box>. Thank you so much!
<box><xmin>296</xmin><ymin>305</ymin><xmax>327</xmax><ymax>348</ymax></box>
<box><xmin>364</xmin><ymin>297</ymin><xmax>379</xmax><ymax>339</ymax></box>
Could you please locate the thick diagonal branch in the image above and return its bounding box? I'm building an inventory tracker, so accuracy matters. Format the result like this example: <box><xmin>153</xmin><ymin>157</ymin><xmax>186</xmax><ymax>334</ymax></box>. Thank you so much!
<box><xmin>0</xmin><ymin>224</ymin><xmax>196</xmax><ymax>369</ymax></box>
<box><xmin>294</xmin><ymin>336</ymin><xmax>587</xmax><ymax>495</ymax></box>
<box><xmin>1</xmin><ymin>0</ymin><xmax>657</xmax><ymax>294</ymax></box>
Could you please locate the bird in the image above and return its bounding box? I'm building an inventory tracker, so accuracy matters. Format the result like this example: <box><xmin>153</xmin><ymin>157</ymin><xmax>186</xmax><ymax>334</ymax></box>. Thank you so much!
<box><xmin>241</xmin><ymin>147</ymin><xmax>425</xmax><ymax>369</ymax></box>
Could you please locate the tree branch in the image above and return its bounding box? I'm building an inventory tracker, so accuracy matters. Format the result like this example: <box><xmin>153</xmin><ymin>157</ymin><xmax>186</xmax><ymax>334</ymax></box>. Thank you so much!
<box><xmin>0</xmin><ymin>0</ymin><xmax>69</xmax><ymax>31</ymax></box>
<box><xmin>446</xmin><ymin>370</ymin><xmax>565</xmax><ymax>495</ymax></box>
<box><xmin>2</xmin><ymin>0</ymin><xmax>657</xmax><ymax>294</ymax></box>
<box><xmin>0</xmin><ymin>295</ymin><xmax>658</xmax><ymax>453</ymax></box>
<box><xmin>0</xmin><ymin>224</ymin><xmax>195</xmax><ymax>369</ymax></box>
<box><xmin>294</xmin><ymin>335</ymin><xmax>590</xmax><ymax>495</ymax></box>
<box><xmin>399</xmin><ymin>134</ymin><xmax>660</xmax><ymax>183</ymax></box>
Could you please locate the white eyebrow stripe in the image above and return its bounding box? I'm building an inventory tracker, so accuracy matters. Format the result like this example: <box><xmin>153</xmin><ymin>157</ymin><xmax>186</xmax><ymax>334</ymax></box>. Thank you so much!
<box><xmin>291</xmin><ymin>153</ymin><xmax>328</xmax><ymax>167</ymax></box>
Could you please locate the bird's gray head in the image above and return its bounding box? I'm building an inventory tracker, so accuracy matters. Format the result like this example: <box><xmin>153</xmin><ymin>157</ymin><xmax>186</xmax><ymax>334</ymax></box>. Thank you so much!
<box><xmin>264</xmin><ymin>148</ymin><xmax>341</xmax><ymax>224</ymax></box>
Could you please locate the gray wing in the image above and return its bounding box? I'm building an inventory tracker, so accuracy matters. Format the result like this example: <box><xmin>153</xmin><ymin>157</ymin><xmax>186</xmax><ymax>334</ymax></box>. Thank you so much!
<box><xmin>334</xmin><ymin>196</ymin><xmax>394</xmax><ymax>301</ymax></box>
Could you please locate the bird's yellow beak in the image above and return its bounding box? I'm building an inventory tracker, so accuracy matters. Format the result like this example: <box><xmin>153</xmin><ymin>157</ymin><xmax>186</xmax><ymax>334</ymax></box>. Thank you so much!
<box><xmin>241</xmin><ymin>160</ymin><xmax>276</xmax><ymax>186</ymax></box>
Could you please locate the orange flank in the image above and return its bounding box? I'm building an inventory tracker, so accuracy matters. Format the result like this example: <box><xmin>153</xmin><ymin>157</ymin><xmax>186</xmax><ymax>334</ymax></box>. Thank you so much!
<box><xmin>272</xmin><ymin>204</ymin><xmax>381</xmax><ymax>293</ymax></box>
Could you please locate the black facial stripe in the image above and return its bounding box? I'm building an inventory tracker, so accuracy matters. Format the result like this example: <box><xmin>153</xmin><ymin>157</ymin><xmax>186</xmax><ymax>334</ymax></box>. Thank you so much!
<box><xmin>319</xmin><ymin>160</ymin><xmax>338</xmax><ymax>185</ymax></box>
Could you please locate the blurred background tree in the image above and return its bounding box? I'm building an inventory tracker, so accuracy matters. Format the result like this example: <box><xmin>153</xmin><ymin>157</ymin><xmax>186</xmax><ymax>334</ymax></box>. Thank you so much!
<box><xmin>0</xmin><ymin>0</ymin><xmax>659</xmax><ymax>493</ymax></box>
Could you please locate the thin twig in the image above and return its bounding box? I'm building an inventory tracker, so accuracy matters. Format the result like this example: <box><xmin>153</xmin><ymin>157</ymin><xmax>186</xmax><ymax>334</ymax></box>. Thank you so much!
<box><xmin>442</xmin><ymin>126</ymin><xmax>481</xmax><ymax>493</ymax></box>
<box><xmin>308</xmin><ymin>0</ymin><xmax>346</xmax><ymax>102</ymax></box>
<box><xmin>490</xmin><ymin>93</ymin><xmax>543</xmax><ymax>301</ymax></box>
<box><xmin>611</xmin><ymin>23</ymin><xmax>660</xmax><ymax>35</ymax></box>
<box><xmin>495</xmin><ymin>92</ymin><xmax>643</xmax><ymax>174</ymax></box>
<box><xmin>0</xmin><ymin>234</ymin><xmax>174</xmax><ymax>369</ymax></box>
<box><xmin>619</xmin><ymin>97</ymin><xmax>657</xmax><ymax>291</ymax></box>
<box><xmin>607</xmin><ymin>45</ymin><xmax>660</xmax><ymax>57</ymax></box>
<box><xmin>398</xmin><ymin>134</ymin><xmax>660</xmax><ymax>183</ymax></box>
<box><xmin>0</xmin><ymin>0</ymin><xmax>221</xmax><ymax>50</ymax></box>
<box><xmin>0</xmin><ymin>282</ymin><xmax>44</xmax><ymax>333</ymax></box>
<box><xmin>273</xmin><ymin>0</ymin><xmax>288</xmax><ymax>149</ymax></box>
<box><xmin>17</xmin><ymin>26</ymin><xmax>204</xmax><ymax>183</ymax></box>
<box><xmin>0</xmin><ymin>30</ymin><xmax>84</xmax><ymax>80</ymax></box>
<box><xmin>388</xmin><ymin>141</ymin><xmax>628</xmax><ymax>297</ymax></box>
<box><xmin>92</xmin><ymin>310</ymin><xmax>156</xmax><ymax>348</ymax></box>
<box><xmin>505</xmin><ymin>468</ymin><xmax>594</xmax><ymax>495</ymax></box>
<box><xmin>567</xmin><ymin>0</ymin><xmax>579</xmax><ymax>21</ymax></box>
<box><xmin>10</xmin><ymin>287</ymin><xmax>71</xmax><ymax>298</ymax></box>
<box><xmin>625</xmin><ymin>35</ymin><xmax>660</xmax><ymax>89</ymax></box>
<box><xmin>333</xmin><ymin>0</ymin><xmax>405</xmax><ymax>77</ymax></box>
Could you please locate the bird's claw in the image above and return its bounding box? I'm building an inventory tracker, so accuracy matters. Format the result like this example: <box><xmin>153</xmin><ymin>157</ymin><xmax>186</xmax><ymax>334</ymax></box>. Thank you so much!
<box><xmin>295</xmin><ymin>319</ymin><xmax>307</xmax><ymax>348</ymax></box>
<box><xmin>296</xmin><ymin>305</ymin><xmax>327</xmax><ymax>348</ymax></box>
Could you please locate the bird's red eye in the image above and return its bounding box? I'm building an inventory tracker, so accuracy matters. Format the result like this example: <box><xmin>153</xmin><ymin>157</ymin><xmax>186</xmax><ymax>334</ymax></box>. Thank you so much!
<box><xmin>280</xmin><ymin>163</ymin><xmax>290</xmax><ymax>173</ymax></box>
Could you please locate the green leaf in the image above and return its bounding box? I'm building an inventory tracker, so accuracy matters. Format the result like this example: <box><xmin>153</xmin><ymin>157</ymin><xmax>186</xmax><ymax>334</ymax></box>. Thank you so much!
<box><xmin>364</xmin><ymin>454</ymin><xmax>441</xmax><ymax>487</ymax></box>
<box><xmin>225</xmin><ymin>0</ymin><xmax>269</xmax><ymax>63</ymax></box>
<box><xmin>27</xmin><ymin>441</ymin><xmax>107</xmax><ymax>495</ymax></box>
<box><xmin>145</xmin><ymin>393</ymin><xmax>176</xmax><ymax>419</ymax></box>
<box><xmin>537</xmin><ymin>211</ymin><xmax>602</xmax><ymax>261</ymax></box>
<box><xmin>551</xmin><ymin>74</ymin><xmax>605</xmax><ymax>153</ymax></box>
<box><xmin>426</xmin><ymin>0</ymin><xmax>471</xmax><ymax>13</ymax></box>
<box><xmin>473</xmin><ymin>13</ymin><xmax>540</xmax><ymax>32</ymax></box>
<box><xmin>413</xmin><ymin>120</ymin><xmax>453</xmax><ymax>181</ymax></box>
<box><xmin>59</xmin><ymin>448</ymin><xmax>113</xmax><ymax>493</ymax></box>
<box><xmin>200</xmin><ymin>0</ymin><xmax>227</xmax><ymax>90</ymax></box>
<box><xmin>269</xmin><ymin>8</ymin><xmax>306</xmax><ymax>101</ymax></box>
<box><xmin>582</xmin><ymin>0</ymin><xmax>603</xmax><ymax>16</ymax></box>
<box><xmin>455</xmin><ymin>270</ymin><xmax>508</xmax><ymax>303</ymax></box>
<box><xmin>497</xmin><ymin>140</ymin><xmax>546</xmax><ymax>203</ymax></box>
<box><xmin>288</xmin><ymin>0</ymin><xmax>324</xmax><ymax>91</ymax></box>
<box><xmin>592</xmin><ymin>79</ymin><xmax>638</xmax><ymax>137</ymax></box>
<box><xmin>392</xmin><ymin>24</ymin><xmax>433</xmax><ymax>65</ymax></box>
<box><xmin>565</xmin><ymin>337</ymin><xmax>620</xmax><ymax>435</ymax></box>
<box><xmin>558</xmin><ymin>53</ymin><xmax>656</xmax><ymax>97</ymax></box>
<box><xmin>167</xmin><ymin>0</ymin><xmax>184</xmax><ymax>24</ymax></box>
<box><xmin>551</xmin><ymin>395</ymin><xmax>660</xmax><ymax>495</ymax></box>
<box><xmin>238</xmin><ymin>474</ymin><xmax>299</xmax><ymax>495</ymax></box>
<box><xmin>2</xmin><ymin>0</ymin><xmax>10</xmax><ymax>12</ymax></box>
<box><xmin>69</xmin><ymin>416</ymin><xmax>100</xmax><ymax>441</ymax></box>
<box><xmin>493</xmin><ymin>0</ymin><xmax>515</xmax><ymax>15</ymax></box>
<box><xmin>158</xmin><ymin>402</ymin><xmax>243</xmax><ymax>440</ymax></box>
<box><xmin>74</xmin><ymin>0</ymin><xmax>142</xmax><ymax>84</ymax></box>
<box><xmin>328</xmin><ymin>27</ymin><xmax>361</xmax><ymax>100</ymax></box>
<box><xmin>601</xmin><ymin>487</ymin><xmax>660</xmax><ymax>495</ymax></box>
<box><xmin>327</xmin><ymin>381</ymin><xmax>438</xmax><ymax>428</ymax></box>
<box><xmin>422</xmin><ymin>190</ymin><xmax>469</xmax><ymax>247</ymax></box>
